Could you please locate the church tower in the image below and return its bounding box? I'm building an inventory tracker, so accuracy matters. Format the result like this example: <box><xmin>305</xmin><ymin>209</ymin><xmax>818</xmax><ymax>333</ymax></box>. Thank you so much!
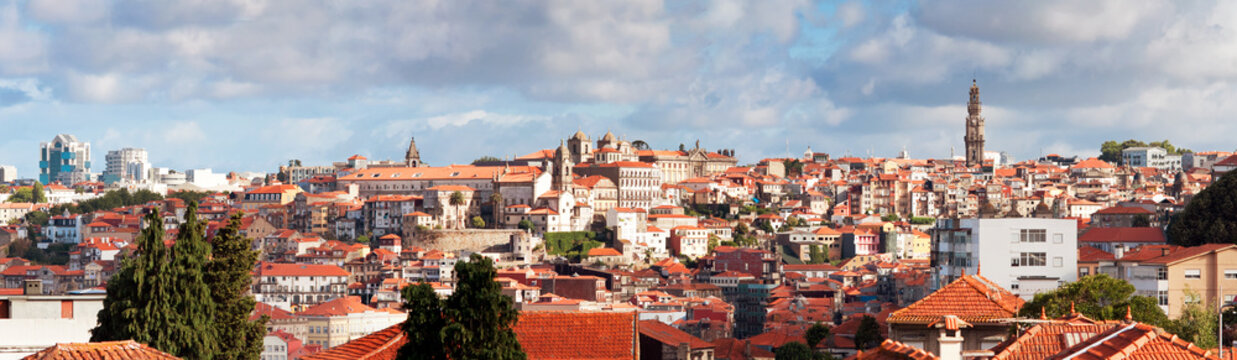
<box><xmin>405</xmin><ymin>137</ymin><xmax>422</xmax><ymax>167</ymax></box>
<box><xmin>964</xmin><ymin>80</ymin><xmax>985</xmax><ymax>167</ymax></box>
<box><xmin>552</xmin><ymin>141</ymin><xmax>573</xmax><ymax>192</ymax></box>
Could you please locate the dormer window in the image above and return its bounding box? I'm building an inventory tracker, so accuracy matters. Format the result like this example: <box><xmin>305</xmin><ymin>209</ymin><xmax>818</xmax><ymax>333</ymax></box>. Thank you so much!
<box><xmin>450</xmin><ymin>172</ymin><xmax>460</xmax><ymax>177</ymax></box>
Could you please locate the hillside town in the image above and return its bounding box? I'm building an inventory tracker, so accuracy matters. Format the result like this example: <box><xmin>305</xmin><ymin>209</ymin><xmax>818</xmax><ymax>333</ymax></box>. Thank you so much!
<box><xmin>1</xmin><ymin>81</ymin><xmax>1236</xmax><ymax>360</ymax></box>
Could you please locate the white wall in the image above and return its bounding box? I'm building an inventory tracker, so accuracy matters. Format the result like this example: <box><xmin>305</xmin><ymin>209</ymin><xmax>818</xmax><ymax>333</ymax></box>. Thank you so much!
<box><xmin>969</xmin><ymin>218</ymin><xmax>1078</xmax><ymax>299</ymax></box>
<box><xmin>0</xmin><ymin>295</ymin><xmax>104</xmax><ymax>360</ymax></box>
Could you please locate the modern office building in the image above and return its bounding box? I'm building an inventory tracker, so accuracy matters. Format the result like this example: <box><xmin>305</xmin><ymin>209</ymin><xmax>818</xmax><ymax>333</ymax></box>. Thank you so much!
<box><xmin>0</xmin><ymin>165</ymin><xmax>15</xmax><ymax>183</ymax></box>
<box><xmin>38</xmin><ymin>134</ymin><xmax>91</xmax><ymax>185</ymax></box>
<box><xmin>1122</xmin><ymin>147</ymin><xmax>1182</xmax><ymax>170</ymax></box>
<box><xmin>932</xmin><ymin>218</ymin><xmax>1078</xmax><ymax>299</ymax></box>
<box><xmin>102</xmin><ymin>147</ymin><xmax>149</xmax><ymax>184</ymax></box>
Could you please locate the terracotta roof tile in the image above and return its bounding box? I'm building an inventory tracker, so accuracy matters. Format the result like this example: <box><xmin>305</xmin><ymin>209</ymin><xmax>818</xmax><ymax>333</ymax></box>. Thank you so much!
<box><xmin>638</xmin><ymin>320</ymin><xmax>713</xmax><ymax>349</ymax></box>
<box><xmin>1049</xmin><ymin>322</ymin><xmax>1219</xmax><ymax>360</ymax></box>
<box><xmin>1080</xmin><ymin>227</ymin><xmax>1165</xmax><ymax>243</ymax></box>
<box><xmin>22</xmin><ymin>340</ymin><xmax>181</xmax><ymax>360</ymax></box>
<box><xmin>847</xmin><ymin>339</ymin><xmax>939</xmax><ymax>360</ymax></box>
<box><xmin>886</xmin><ymin>274</ymin><xmax>1024</xmax><ymax>325</ymax></box>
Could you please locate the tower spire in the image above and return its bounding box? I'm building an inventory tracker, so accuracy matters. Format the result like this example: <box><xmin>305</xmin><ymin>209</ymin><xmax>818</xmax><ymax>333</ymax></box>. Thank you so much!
<box><xmin>964</xmin><ymin>80</ymin><xmax>985</xmax><ymax>167</ymax></box>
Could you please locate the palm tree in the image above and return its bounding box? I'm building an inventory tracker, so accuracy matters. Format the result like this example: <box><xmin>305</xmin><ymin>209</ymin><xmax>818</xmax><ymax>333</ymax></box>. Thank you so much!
<box><xmin>449</xmin><ymin>191</ymin><xmax>466</xmax><ymax>206</ymax></box>
<box><xmin>489</xmin><ymin>192</ymin><xmax>503</xmax><ymax>229</ymax></box>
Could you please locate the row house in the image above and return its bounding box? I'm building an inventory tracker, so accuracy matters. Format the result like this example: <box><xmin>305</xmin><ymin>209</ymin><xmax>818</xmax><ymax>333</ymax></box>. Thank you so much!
<box><xmin>253</xmin><ymin>262</ymin><xmax>351</xmax><ymax>311</ymax></box>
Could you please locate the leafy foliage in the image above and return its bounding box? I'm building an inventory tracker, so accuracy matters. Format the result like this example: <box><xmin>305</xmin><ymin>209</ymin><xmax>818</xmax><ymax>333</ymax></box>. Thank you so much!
<box><xmin>1100</xmin><ymin>139</ymin><xmax>1191</xmax><ymax>164</ymax></box>
<box><xmin>206</xmin><ymin>213</ymin><xmax>266</xmax><ymax>360</ymax></box>
<box><xmin>449</xmin><ymin>191</ymin><xmax>466</xmax><ymax>206</ymax></box>
<box><xmin>805</xmin><ymin>322</ymin><xmax>831</xmax><ymax>349</ymax></box>
<box><xmin>1018</xmin><ymin>274</ymin><xmax>1168</xmax><ymax>326</ymax></box>
<box><xmin>909</xmin><ymin>216</ymin><xmax>936</xmax><ymax>225</ymax></box>
<box><xmin>808</xmin><ymin>245</ymin><xmax>826</xmax><ymax>264</ymax></box>
<box><xmin>471</xmin><ymin>156</ymin><xmax>503</xmax><ymax>164</ymax></box>
<box><xmin>1167</xmin><ymin>170</ymin><xmax>1237</xmax><ymax>246</ymax></box>
<box><xmin>167</xmin><ymin>203</ymin><xmax>219</xmax><ymax>358</ymax></box>
<box><xmin>1164</xmin><ymin>290</ymin><xmax>1218</xmax><ymax>349</ymax></box>
<box><xmin>167</xmin><ymin>190</ymin><xmax>212</xmax><ymax>204</ymax></box>
<box><xmin>398</xmin><ymin>255</ymin><xmax>526</xmax><ymax>360</ymax></box>
<box><xmin>48</xmin><ymin>188</ymin><xmax>163</xmax><ymax>214</ymax></box>
<box><xmin>543</xmin><ymin>231</ymin><xmax>603</xmax><ymax>260</ymax></box>
<box><xmin>32</xmin><ymin>182</ymin><xmax>45</xmax><ymax>203</ymax></box>
<box><xmin>775</xmin><ymin>341</ymin><xmax>814</xmax><ymax>360</ymax></box>
<box><xmin>518</xmin><ymin>220</ymin><xmax>535</xmax><ymax>232</ymax></box>
<box><xmin>854</xmin><ymin>315</ymin><xmax>884</xmax><ymax>350</ymax></box>
<box><xmin>471</xmin><ymin>216</ymin><xmax>486</xmax><ymax>228</ymax></box>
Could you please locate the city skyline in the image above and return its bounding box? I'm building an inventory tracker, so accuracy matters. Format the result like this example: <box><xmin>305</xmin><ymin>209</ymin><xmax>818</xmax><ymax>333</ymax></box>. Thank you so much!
<box><xmin>0</xmin><ymin>1</ymin><xmax>1234</xmax><ymax>173</ymax></box>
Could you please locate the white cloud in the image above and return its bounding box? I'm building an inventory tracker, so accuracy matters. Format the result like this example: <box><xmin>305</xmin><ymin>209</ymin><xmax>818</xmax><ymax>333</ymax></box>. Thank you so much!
<box><xmin>161</xmin><ymin>121</ymin><xmax>207</xmax><ymax>144</ymax></box>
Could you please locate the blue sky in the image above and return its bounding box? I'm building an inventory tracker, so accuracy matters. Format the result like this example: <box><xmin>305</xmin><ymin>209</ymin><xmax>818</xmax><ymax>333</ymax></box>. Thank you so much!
<box><xmin>0</xmin><ymin>0</ymin><xmax>1235</xmax><ymax>175</ymax></box>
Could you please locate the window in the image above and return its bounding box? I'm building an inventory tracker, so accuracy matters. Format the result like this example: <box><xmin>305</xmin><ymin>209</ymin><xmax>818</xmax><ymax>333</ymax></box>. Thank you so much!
<box><xmin>1016</xmin><ymin>252</ymin><xmax>1047</xmax><ymax>267</ymax></box>
<box><xmin>1225</xmin><ymin>270</ymin><xmax>1237</xmax><ymax>279</ymax></box>
<box><xmin>1053</xmin><ymin>234</ymin><xmax>1064</xmax><ymax>243</ymax></box>
<box><xmin>1185</xmin><ymin>293</ymin><xmax>1201</xmax><ymax>304</ymax></box>
<box><xmin>1080</xmin><ymin>267</ymin><xmax>1090</xmax><ymax>277</ymax></box>
<box><xmin>1185</xmin><ymin>269</ymin><xmax>1201</xmax><ymax>279</ymax></box>
<box><xmin>1020</xmin><ymin>229</ymin><xmax>1046</xmax><ymax>243</ymax></box>
<box><xmin>1053</xmin><ymin>257</ymin><xmax>1063</xmax><ymax>267</ymax></box>
<box><xmin>1157</xmin><ymin>267</ymin><xmax>1167</xmax><ymax>280</ymax></box>
<box><xmin>1158</xmin><ymin>291</ymin><xmax>1168</xmax><ymax>305</ymax></box>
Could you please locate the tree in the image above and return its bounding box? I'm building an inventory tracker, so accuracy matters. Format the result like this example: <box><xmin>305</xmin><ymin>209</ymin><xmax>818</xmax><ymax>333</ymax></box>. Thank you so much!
<box><xmin>31</xmin><ymin>182</ymin><xmax>45</xmax><ymax>204</ymax></box>
<box><xmin>471</xmin><ymin>216</ymin><xmax>486</xmax><ymax>229</ymax></box>
<box><xmin>472</xmin><ymin>156</ymin><xmax>502</xmax><ymax>165</ymax></box>
<box><xmin>632</xmin><ymin>140</ymin><xmax>651</xmax><ymax>151</ymax></box>
<box><xmin>356</xmin><ymin>235</ymin><xmax>370</xmax><ymax>244</ymax></box>
<box><xmin>25</xmin><ymin>211</ymin><xmax>49</xmax><ymax>226</ymax></box>
<box><xmin>783</xmin><ymin>159</ymin><xmax>805</xmax><ymax>178</ymax></box>
<box><xmin>449</xmin><ymin>191</ymin><xmax>466</xmax><ymax>206</ymax></box>
<box><xmin>808</xmin><ymin>245</ymin><xmax>825</xmax><ymax>264</ymax></box>
<box><xmin>1167</xmin><ymin>171</ymin><xmax>1237</xmax><ymax>246</ymax></box>
<box><xmin>168</xmin><ymin>203</ymin><xmax>219</xmax><ymax>358</ymax></box>
<box><xmin>1165</xmin><ymin>290</ymin><xmax>1218</xmax><ymax>349</ymax></box>
<box><xmin>708</xmin><ymin>234</ymin><xmax>720</xmax><ymax>252</ymax></box>
<box><xmin>805</xmin><ymin>322</ymin><xmax>831</xmax><ymax>349</ymax></box>
<box><xmin>1018</xmin><ymin>274</ymin><xmax>1168</xmax><ymax>326</ymax></box>
<box><xmin>93</xmin><ymin>210</ymin><xmax>179</xmax><ymax>352</ymax></box>
<box><xmin>489</xmin><ymin>192</ymin><xmax>504</xmax><ymax>228</ymax></box>
<box><xmin>774</xmin><ymin>341</ymin><xmax>814</xmax><ymax>360</ymax></box>
<box><xmin>206</xmin><ymin>213</ymin><xmax>266</xmax><ymax>360</ymax></box>
<box><xmin>168</xmin><ymin>190</ymin><xmax>211</xmax><ymax>204</ymax></box>
<box><xmin>854</xmin><ymin>315</ymin><xmax>884</xmax><ymax>350</ymax></box>
<box><xmin>518</xmin><ymin>220</ymin><xmax>535</xmax><ymax>233</ymax></box>
<box><xmin>398</xmin><ymin>254</ymin><xmax>526</xmax><ymax>360</ymax></box>
<box><xmin>398</xmin><ymin>283</ymin><xmax>447</xmax><ymax>360</ymax></box>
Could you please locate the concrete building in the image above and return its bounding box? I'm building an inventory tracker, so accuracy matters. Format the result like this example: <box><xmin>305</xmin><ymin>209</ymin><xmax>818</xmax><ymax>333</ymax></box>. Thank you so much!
<box><xmin>39</xmin><ymin>134</ymin><xmax>91</xmax><ymax>185</ymax></box>
<box><xmin>102</xmin><ymin>147</ymin><xmax>149</xmax><ymax>184</ymax></box>
<box><xmin>1097</xmin><ymin>244</ymin><xmax>1237</xmax><ymax>318</ymax></box>
<box><xmin>0</xmin><ymin>282</ymin><xmax>105</xmax><ymax>358</ymax></box>
<box><xmin>0</xmin><ymin>165</ymin><xmax>15</xmax><ymax>183</ymax></box>
<box><xmin>932</xmin><ymin>218</ymin><xmax>1078</xmax><ymax>299</ymax></box>
<box><xmin>1122</xmin><ymin>147</ymin><xmax>1182</xmax><ymax>170</ymax></box>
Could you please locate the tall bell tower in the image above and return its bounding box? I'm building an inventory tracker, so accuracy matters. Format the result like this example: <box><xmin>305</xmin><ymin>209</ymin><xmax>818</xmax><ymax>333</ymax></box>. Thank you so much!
<box><xmin>964</xmin><ymin>80</ymin><xmax>985</xmax><ymax>167</ymax></box>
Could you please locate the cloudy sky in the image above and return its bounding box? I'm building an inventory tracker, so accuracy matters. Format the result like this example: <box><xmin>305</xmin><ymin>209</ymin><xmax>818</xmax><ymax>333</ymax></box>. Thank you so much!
<box><xmin>0</xmin><ymin>0</ymin><xmax>1234</xmax><ymax>175</ymax></box>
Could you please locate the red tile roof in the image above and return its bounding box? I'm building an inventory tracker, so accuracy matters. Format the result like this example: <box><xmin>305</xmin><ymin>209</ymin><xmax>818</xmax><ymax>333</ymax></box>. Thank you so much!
<box><xmin>990</xmin><ymin>318</ymin><xmax>1120</xmax><ymax>360</ymax></box>
<box><xmin>256</xmin><ymin>262</ymin><xmax>350</xmax><ymax>277</ymax></box>
<box><xmin>22</xmin><ymin>340</ymin><xmax>181</xmax><ymax>360</ymax></box>
<box><xmin>886</xmin><ymin>274</ymin><xmax>1024</xmax><ymax>325</ymax></box>
<box><xmin>1049</xmin><ymin>322</ymin><xmax>1218</xmax><ymax>360</ymax></box>
<box><xmin>303</xmin><ymin>312</ymin><xmax>637</xmax><ymax>360</ymax></box>
<box><xmin>847</xmin><ymin>339</ymin><xmax>938</xmax><ymax>360</ymax></box>
<box><xmin>1078</xmin><ymin>246</ymin><xmax>1116</xmax><ymax>262</ymax></box>
<box><xmin>637</xmin><ymin>320</ymin><xmax>713</xmax><ymax>349</ymax></box>
<box><xmin>587</xmin><ymin>248</ymin><xmax>623</xmax><ymax>257</ymax></box>
<box><xmin>1079</xmin><ymin>227</ymin><xmax>1165</xmax><ymax>243</ymax></box>
<box><xmin>299</xmin><ymin>296</ymin><xmax>377</xmax><ymax>317</ymax></box>
<box><xmin>711</xmin><ymin>338</ymin><xmax>776</xmax><ymax>360</ymax></box>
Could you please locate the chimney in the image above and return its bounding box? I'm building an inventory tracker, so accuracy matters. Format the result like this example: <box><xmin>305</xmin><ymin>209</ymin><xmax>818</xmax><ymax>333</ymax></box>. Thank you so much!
<box><xmin>1161</xmin><ymin>248</ymin><xmax>1170</xmax><ymax>257</ymax></box>
<box><xmin>1113</xmin><ymin>245</ymin><xmax>1126</xmax><ymax>259</ymax></box>
<box><xmin>23</xmin><ymin>279</ymin><xmax>43</xmax><ymax>295</ymax></box>
<box><xmin>677</xmin><ymin>342</ymin><xmax>690</xmax><ymax>359</ymax></box>
<box><xmin>934</xmin><ymin>315</ymin><xmax>970</xmax><ymax>360</ymax></box>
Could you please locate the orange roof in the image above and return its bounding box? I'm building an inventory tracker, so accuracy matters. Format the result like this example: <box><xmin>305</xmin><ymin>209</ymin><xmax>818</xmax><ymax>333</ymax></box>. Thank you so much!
<box><xmin>989</xmin><ymin>319</ymin><xmax>1120</xmax><ymax>360</ymax></box>
<box><xmin>1078</xmin><ymin>246</ymin><xmax>1116</xmax><ymax>262</ymax></box>
<box><xmin>1093</xmin><ymin>206</ymin><xmax>1154</xmax><ymax>215</ymax></box>
<box><xmin>22</xmin><ymin>340</ymin><xmax>181</xmax><ymax>360</ymax></box>
<box><xmin>1070</xmin><ymin>158</ymin><xmax>1115</xmax><ymax>170</ymax></box>
<box><xmin>587</xmin><ymin>248</ymin><xmax>623</xmax><ymax>257</ymax></box>
<box><xmin>301</xmin><ymin>323</ymin><xmax>404</xmax><ymax>360</ymax></box>
<box><xmin>255</xmin><ymin>263</ymin><xmax>350</xmax><ymax>277</ymax></box>
<box><xmin>849</xmin><ymin>339</ymin><xmax>938</xmax><ymax>360</ymax></box>
<box><xmin>1079</xmin><ymin>227</ymin><xmax>1164</xmax><ymax>243</ymax></box>
<box><xmin>299</xmin><ymin>296</ymin><xmax>377</xmax><ymax>317</ymax></box>
<box><xmin>886</xmin><ymin>274</ymin><xmax>1024</xmax><ymax>325</ymax></box>
<box><xmin>426</xmin><ymin>185</ymin><xmax>475</xmax><ymax>192</ymax></box>
<box><xmin>1049</xmin><ymin>322</ymin><xmax>1218</xmax><ymax>360</ymax></box>
<box><xmin>637</xmin><ymin>320</ymin><xmax>713</xmax><ymax>350</ymax></box>
<box><xmin>345</xmin><ymin>165</ymin><xmax>540</xmax><ymax>182</ymax></box>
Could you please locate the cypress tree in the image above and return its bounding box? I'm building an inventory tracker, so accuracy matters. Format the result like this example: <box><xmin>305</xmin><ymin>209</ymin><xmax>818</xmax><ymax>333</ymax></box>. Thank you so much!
<box><xmin>92</xmin><ymin>210</ymin><xmax>179</xmax><ymax>351</ymax></box>
<box><xmin>207</xmin><ymin>213</ymin><xmax>267</xmax><ymax>360</ymax></box>
<box><xmin>168</xmin><ymin>202</ymin><xmax>218</xmax><ymax>359</ymax></box>
<box><xmin>398</xmin><ymin>254</ymin><xmax>525</xmax><ymax>360</ymax></box>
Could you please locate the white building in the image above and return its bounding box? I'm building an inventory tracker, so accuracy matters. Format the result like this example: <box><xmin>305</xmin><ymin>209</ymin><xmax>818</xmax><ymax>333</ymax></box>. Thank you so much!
<box><xmin>0</xmin><ymin>288</ymin><xmax>105</xmax><ymax>359</ymax></box>
<box><xmin>0</xmin><ymin>165</ymin><xmax>15</xmax><ymax>183</ymax></box>
<box><xmin>252</xmin><ymin>262</ymin><xmax>350</xmax><ymax>311</ymax></box>
<box><xmin>932</xmin><ymin>218</ymin><xmax>1078</xmax><ymax>299</ymax></box>
<box><xmin>103</xmin><ymin>148</ymin><xmax>149</xmax><ymax>184</ymax></box>
<box><xmin>186</xmin><ymin>168</ymin><xmax>229</xmax><ymax>189</ymax></box>
<box><xmin>1122</xmin><ymin>147</ymin><xmax>1181</xmax><ymax>170</ymax></box>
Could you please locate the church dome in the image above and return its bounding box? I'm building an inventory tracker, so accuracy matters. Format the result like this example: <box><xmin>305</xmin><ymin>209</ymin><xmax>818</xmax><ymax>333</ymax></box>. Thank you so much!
<box><xmin>601</xmin><ymin>131</ymin><xmax>616</xmax><ymax>142</ymax></box>
<box><xmin>571</xmin><ymin>130</ymin><xmax>589</xmax><ymax>141</ymax></box>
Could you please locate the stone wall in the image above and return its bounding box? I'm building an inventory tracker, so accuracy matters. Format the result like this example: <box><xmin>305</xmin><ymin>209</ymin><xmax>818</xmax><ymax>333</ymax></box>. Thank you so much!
<box><xmin>405</xmin><ymin>229</ymin><xmax>524</xmax><ymax>252</ymax></box>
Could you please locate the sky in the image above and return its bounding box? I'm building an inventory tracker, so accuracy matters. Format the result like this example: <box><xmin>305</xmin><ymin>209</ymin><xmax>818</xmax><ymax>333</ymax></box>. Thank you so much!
<box><xmin>0</xmin><ymin>0</ymin><xmax>1235</xmax><ymax>176</ymax></box>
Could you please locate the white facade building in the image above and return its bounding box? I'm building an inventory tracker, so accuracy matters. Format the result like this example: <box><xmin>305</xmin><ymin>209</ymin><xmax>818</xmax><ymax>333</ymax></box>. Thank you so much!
<box><xmin>0</xmin><ymin>292</ymin><xmax>105</xmax><ymax>359</ymax></box>
<box><xmin>932</xmin><ymin>218</ymin><xmax>1078</xmax><ymax>299</ymax></box>
<box><xmin>1122</xmin><ymin>147</ymin><xmax>1182</xmax><ymax>170</ymax></box>
<box><xmin>0</xmin><ymin>165</ymin><xmax>15</xmax><ymax>183</ymax></box>
<box><xmin>103</xmin><ymin>148</ymin><xmax>149</xmax><ymax>184</ymax></box>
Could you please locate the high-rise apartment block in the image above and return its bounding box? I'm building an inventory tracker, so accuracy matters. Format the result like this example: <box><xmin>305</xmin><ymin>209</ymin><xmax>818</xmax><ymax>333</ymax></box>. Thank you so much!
<box><xmin>39</xmin><ymin>134</ymin><xmax>91</xmax><ymax>185</ymax></box>
<box><xmin>102</xmin><ymin>148</ymin><xmax>150</xmax><ymax>184</ymax></box>
<box><xmin>0</xmin><ymin>165</ymin><xmax>15</xmax><ymax>183</ymax></box>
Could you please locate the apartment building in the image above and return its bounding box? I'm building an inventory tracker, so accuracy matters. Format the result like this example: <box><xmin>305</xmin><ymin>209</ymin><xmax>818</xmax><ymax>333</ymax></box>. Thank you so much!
<box><xmin>932</xmin><ymin>218</ymin><xmax>1077</xmax><ymax>299</ymax></box>
<box><xmin>1098</xmin><ymin>244</ymin><xmax>1237</xmax><ymax>318</ymax></box>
